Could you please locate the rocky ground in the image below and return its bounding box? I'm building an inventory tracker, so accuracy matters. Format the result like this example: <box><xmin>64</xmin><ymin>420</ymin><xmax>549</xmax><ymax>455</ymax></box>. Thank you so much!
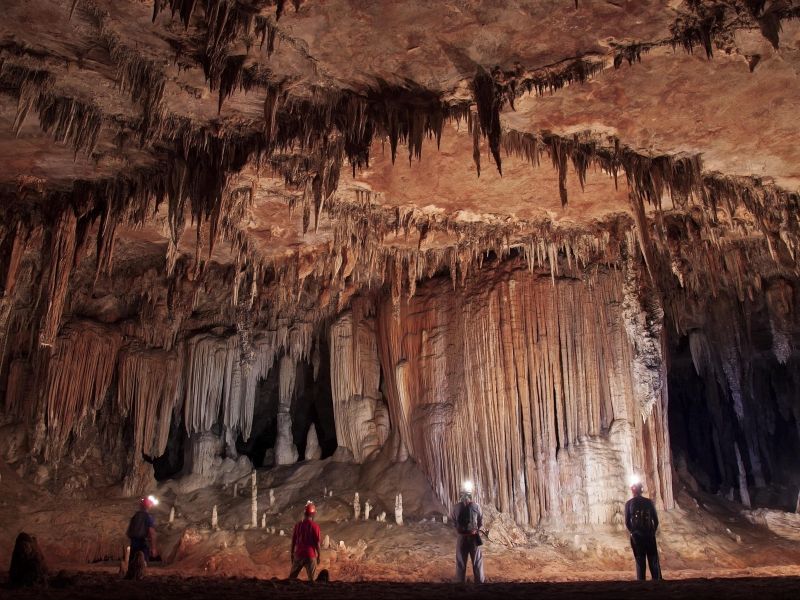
<box><xmin>2</xmin><ymin>454</ymin><xmax>800</xmax><ymax>593</ymax></box>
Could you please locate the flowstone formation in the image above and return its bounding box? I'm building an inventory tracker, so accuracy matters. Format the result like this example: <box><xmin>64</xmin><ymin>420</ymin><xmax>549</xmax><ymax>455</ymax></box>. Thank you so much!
<box><xmin>2</xmin><ymin>0</ymin><xmax>800</xmax><ymax>549</ymax></box>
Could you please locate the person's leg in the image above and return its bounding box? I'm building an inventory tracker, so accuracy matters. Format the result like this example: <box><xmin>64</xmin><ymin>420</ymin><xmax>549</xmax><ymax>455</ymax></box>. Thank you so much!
<box><xmin>130</xmin><ymin>539</ymin><xmax>150</xmax><ymax>563</ymax></box>
<box><xmin>304</xmin><ymin>558</ymin><xmax>317</xmax><ymax>581</ymax></box>
<box><xmin>471</xmin><ymin>542</ymin><xmax>485</xmax><ymax>583</ymax></box>
<box><xmin>647</xmin><ymin>539</ymin><xmax>662</xmax><ymax>580</ymax></box>
<box><xmin>455</xmin><ymin>537</ymin><xmax>468</xmax><ymax>583</ymax></box>
<box><xmin>631</xmin><ymin>535</ymin><xmax>646</xmax><ymax>580</ymax></box>
<box><xmin>288</xmin><ymin>559</ymin><xmax>304</xmax><ymax>579</ymax></box>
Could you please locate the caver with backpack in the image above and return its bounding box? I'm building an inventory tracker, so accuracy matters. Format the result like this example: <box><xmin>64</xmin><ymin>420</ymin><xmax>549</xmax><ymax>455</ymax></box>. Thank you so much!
<box><xmin>450</xmin><ymin>480</ymin><xmax>485</xmax><ymax>583</ymax></box>
<box><xmin>625</xmin><ymin>479</ymin><xmax>662</xmax><ymax>581</ymax></box>
<box><xmin>126</xmin><ymin>496</ymin><xmax>159</xmax><ymax>567</ymax></box>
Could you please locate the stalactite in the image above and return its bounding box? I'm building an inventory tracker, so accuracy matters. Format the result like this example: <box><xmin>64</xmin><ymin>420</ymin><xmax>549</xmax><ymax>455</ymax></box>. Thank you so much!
<box><xmin>373</xmin><ymin>261</ymin><xmax>673</xmax><ymax>526</ymax></box>
<box><xmin>38</xmin><ymin>209</ymin><xmax>78</xmax><ymax>347</ymax></box>
<box><xmin>328</xmin><ymin>300</ymin><xmax>387</xmax><ymax>462</ymax></box>
<box><xmin>117</xmin><ymin>347</ymin><xmax>182</xmax><ymax>457</ymax></box>
<box><xmin>471</xmin><ymin>69</ymin><xmax>503</xmax><ymax>175</ymax></box>
<box><xmin>42</xmin><ymin>321</ymin><xmax>123</xmax><ymax>462</ymax></box>
<box><xmin>620</xmin><ymin>252</ymin><xmax>665</xmax><ymax>419</ymax></box>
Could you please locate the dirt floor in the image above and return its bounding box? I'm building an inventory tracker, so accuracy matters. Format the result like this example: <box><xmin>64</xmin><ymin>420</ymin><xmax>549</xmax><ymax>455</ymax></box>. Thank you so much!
<box><xmin>3</xmin><ymin>572</ymin><xmax>800</xmax><ymax>600</ymax></box>
<box><xmin>2</xmin><ymin>454</ymin><xmax>800</xmax><ymax>596</ymax></box>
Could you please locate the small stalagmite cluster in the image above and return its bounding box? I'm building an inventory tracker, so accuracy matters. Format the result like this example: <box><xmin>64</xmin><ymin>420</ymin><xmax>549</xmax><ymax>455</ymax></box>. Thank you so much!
<box><xmin>2</xmin><ymin>0</ymin><xmax>800</xmax><ymax>542</ymax></box>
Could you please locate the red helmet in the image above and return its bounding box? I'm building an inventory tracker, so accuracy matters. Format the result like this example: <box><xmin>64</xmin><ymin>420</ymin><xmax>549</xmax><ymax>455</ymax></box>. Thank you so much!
<box><xmin>630</xmin><ymin>482</ymin><xmax>644</xmax><ymax>495</ymax></box>
<box><xmin>140</xmin><ymin>495</ymin><xmax>159</xmax><ymax>510</ymax></box>
<box><xmin>304</xmin><ymin>501</ymin><xmax>316</xmax><ymax>516</ymax></box>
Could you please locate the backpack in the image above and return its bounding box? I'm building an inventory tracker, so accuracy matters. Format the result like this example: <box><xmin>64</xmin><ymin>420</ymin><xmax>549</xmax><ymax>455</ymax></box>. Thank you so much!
<box><xmin>630</xmin><ymin>500</ymin><xmax>655</xmax><ymax>533</ymax></box>
<box><xmin>456</xmin><ymin>502</ymin><xmax>480</xmax><ymax>533</ymax></box>
<box><xmin>127</xmin><ymin>511</ymin><xmax>150</xmax><ymax>540</ymax></box>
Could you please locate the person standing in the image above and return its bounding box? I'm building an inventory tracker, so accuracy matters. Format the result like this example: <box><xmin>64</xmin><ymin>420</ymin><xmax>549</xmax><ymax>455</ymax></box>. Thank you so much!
<box><xmin>451</xmin><ymin>480</ymin><xmax>485</xmax><ymax>583</ymax></box>
<box><xmin>126</xmin><ymin>496</ymin><xmax>159</xmax><ymax>563</ymax></box>
<box><xmin>625</xmin><ymin>479</ymin><xmax>662</xmax><ymax>580</ymax></box>
<box><xmin>289</xmin><ymin>501</ymin><xmax>322</xmax><ymax>581</ymax></box>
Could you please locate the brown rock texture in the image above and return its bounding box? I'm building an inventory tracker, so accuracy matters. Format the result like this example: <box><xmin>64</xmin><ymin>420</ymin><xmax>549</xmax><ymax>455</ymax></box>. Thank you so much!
<box><xmin>1</xmin><ymin>0</ymin><xmax>800</xmax><ymax>563</ymax></box>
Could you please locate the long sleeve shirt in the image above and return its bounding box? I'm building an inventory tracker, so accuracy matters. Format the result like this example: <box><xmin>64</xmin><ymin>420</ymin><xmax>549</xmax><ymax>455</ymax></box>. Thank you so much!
<box><xmin>625</xmin><ymin>496</ymin><xmax>659</xmax><ymax>533</ymax></box>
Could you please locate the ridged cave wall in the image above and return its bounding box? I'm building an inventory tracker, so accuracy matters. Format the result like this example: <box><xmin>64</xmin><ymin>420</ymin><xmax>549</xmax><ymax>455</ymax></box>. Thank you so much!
<box><xmin>346</xmin><ymin>262</ymin><xmax>675</xmax><ymax>528</ymax></box>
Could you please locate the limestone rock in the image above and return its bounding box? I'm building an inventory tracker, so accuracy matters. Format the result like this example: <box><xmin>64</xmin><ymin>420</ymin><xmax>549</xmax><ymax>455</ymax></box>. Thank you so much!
<box><xmin>305</xmin><ymin>425</ymin><xmax>322</xmax><ymax>461</ymax></box>
<box><xmin>9</xmin><ymin>533</ymin><xmax>48</xmax><ymax>588</ymax></box>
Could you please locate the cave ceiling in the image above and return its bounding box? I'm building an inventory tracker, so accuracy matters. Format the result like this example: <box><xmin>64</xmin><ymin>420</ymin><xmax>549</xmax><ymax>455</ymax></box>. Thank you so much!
<box><xmin>2</xmin><ymin>0</ymin><xmax>800</xmax><ymax>306</ymax></box>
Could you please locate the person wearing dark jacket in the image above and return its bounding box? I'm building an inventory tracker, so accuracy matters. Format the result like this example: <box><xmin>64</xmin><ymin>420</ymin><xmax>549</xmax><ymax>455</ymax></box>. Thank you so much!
<box><xmin>451</xmin><ymin>481</ymin><xmax>485</xmax><ymax>583</ymax></box>
<box><xmin>625</xmin><ymin>479</ymin><xmax>662</xmax><ymax>580</ymax></box>
<box><xmin>126</xmin><ymin>496</ymin><xmax>159</xmax><ymax>563</ymax></box>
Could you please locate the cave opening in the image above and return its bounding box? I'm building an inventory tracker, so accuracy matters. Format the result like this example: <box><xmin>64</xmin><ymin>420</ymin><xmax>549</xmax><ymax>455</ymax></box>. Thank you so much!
<box><xmin>667</xmin><ymin>316</ymin><xmax>800</xmax><ymax>511</ymax></box>
<box><xmin>234</xmin><ymin>337</ymin><xmax>337</xmax><ymax>467</ymax></box>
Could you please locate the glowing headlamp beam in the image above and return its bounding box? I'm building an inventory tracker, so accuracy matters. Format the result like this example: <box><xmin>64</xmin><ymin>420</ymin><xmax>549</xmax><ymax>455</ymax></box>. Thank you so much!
<box><xmin>147</xmin><ymin>494</ymin><xmax>160</xmax><ymax>506</ymax></box>
<box><xmin>461</xmin><ymin>480</ymin><xmax>474</xmax><ymax>494</ymax></box>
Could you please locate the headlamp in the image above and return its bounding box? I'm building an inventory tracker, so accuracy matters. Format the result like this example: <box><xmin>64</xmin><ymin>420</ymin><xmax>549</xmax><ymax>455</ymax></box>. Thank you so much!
<box><xmin>461</xmin><ymin>480</ymin><xmax>474</xmax><ymax>494</ymax></box>
<box><xmin>147</xmin><ymin>495</ymin><xmax>160</xmax><ymax>506</ymax></box>
<box><xmin>628</xmin><ymin>475</ymin><xmax>642</xmax><ymax>488</ymax></box>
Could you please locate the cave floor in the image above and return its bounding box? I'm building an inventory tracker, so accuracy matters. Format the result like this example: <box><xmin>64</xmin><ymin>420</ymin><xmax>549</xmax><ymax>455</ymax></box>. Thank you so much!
<box><xmin>3</xmin><ymin>458</ymin><xmax>800</xmax><ymax>590</ymax></box>
<box><xmin>3</xmin><ymin>572</ymin><xmax>800</xmax><ymax>600</ymax></box>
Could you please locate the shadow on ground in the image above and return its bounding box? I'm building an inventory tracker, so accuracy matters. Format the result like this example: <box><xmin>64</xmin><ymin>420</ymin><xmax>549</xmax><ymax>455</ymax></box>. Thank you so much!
<box><xmin>3</xmin><ymin>573</ymin><xmax>800</xmax><ymax>600</ymax></box>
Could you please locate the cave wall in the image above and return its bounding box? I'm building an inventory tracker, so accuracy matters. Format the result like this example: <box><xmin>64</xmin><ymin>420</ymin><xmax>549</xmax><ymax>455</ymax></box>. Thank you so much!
<box><xmin>332</xmin><ymin>262</ymin><xmax>674</xmax><ymax>528</ymax></box>
<box><xmin>667</xmin><ymin>278</ymin><xmax>800</xmax><ymax>510</ymax></box>
<box><xmin>329</xmin><ymin>300</ymin><xmax>390</xmax><ymax>463</ymax></box>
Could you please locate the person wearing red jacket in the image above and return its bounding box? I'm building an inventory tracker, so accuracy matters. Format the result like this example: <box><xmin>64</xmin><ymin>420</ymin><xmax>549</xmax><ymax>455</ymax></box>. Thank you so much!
<box><xmin>289</xmin><ymin>501</ymin><xmax>322</xmax><ymax>580</ymax></box>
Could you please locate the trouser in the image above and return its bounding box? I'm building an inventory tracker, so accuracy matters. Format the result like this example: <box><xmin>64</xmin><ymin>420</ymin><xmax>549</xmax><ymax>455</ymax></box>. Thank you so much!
<box><xmin>455</xmin><ymin>534</ymin><xmax>485</xmax><ymax>583</ymax></box>
<box><xmin>289</xmin><ymin>557</ymin><xmax>317</xmax><ymax>581</ymax></box>
<box><xmin>129</xmin><ymin>538</ymin><xmax>150</xmax><ymax>562</ymax></box>
<box><xmin>630</xmin><ymin>532</ymin><xmax>661</xmax><ymax>580</ymax></box>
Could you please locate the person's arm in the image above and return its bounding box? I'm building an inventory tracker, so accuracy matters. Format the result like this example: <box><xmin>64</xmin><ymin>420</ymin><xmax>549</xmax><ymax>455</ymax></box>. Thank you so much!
<box><xmin>476</xmin><ymin>505</ymin><xmax>483</xmax><ymax>532</ymax></box>
<box><xmin>314</xmin><ymin>524</ymin><xmax>321</xmax><ymax>564</ymax></box>
<box><xmin>651</xmin><ymin>501</ymin><xmax>659</xmax><ymax>531</ymax></box>
<box><xmin>625</xmin><ymin>501</ymin><xmax>632</xmax><ymax>532</ymax></box>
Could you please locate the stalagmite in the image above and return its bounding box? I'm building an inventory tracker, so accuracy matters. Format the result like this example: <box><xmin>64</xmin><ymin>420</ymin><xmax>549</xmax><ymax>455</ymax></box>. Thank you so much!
<box><xmin>364</xmin><ymin>500</ymin><xmax>372</xmax><ymax>521</ymax></box>
<box><xmin>353</xmin><ymin>492</ymin><xmax>361</xmax><ymax>520</ymax></box>
<box><xmin>275</xmin><ymin>354</ymin><xmax>299</xmax><ymax>465</ymax></box>
<box><xmin>377</xmin><ymin>512</ymin><xmax>386</xmax><ymax>523</ymax></box>
<box><xmin>270</xmin><ymin>489</ymin><xmax>275</xmax><ymax>507</ymax></box>
<box><xmin>169</xmin><ymin>507</ymin><xmax>175</xmax><ymax>524</ymax></box>
<box><xmin>395</xmin><ymin>493</ymin><xmax>403</xmax><ymax>526</ymax></box>
<box><xmin>251</xmin><ymin>471</ymin><xmax>258</xmax><ymax>529</ymax></box>
<box><xmin>234</xmin><ymin>483</ymin><xmax>239</xmax><ymax>497</ymax></box>
<box><xmin>262</xmin><ymin>513</ymin><xmax>267</xmax><ymax>529</ymax></box>
<box><xmin>323</xmin><ymin>535</ymin><xmax>331</xmax><ymax>549</ymax></box>
<box><xmin>211</xmin><ymin>505</ymin><xmax>218</xmax><ymax>530</ymax></box>
<box><xmin>305</xmin><ymin>426</ymin><xmax>322</xmax><ymax>460</ymax></box>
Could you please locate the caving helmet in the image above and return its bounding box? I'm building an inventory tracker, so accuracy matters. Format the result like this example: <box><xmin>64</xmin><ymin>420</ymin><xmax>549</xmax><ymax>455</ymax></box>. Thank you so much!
<box><xmin>140</xmin><ymin>494</ymin><xmax>159</xmax><ymax>510</ymax></box>
<box><xmin>304</xmin><ymin>500</ymin><xmax>316</xmax><ymax>516</ymax></box>
<box><xmin>460</xmin><ymin>480</ymin><xmax>474</xmax><ymax>501</ymax></box>
<box><xmin>629</xmin><ymin>475</ymin><xmax>644</xmax><ymax>496</ymax></box>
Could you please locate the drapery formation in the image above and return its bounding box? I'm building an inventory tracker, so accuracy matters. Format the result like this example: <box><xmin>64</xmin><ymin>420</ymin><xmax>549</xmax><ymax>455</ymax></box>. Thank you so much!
<box><xmin>329</xmin><ymin>299</ymin><xmax>390</xmax><ymax>462</ymax></box>
<box><xmin>370</xmin><ymin>264</ymin><xmax>673</xmax><ymax>527</ymax></box>
<box><xmin>4</xmin><ymin>317</ymin><xmax>314</xmax><ymax>478</ymax></box>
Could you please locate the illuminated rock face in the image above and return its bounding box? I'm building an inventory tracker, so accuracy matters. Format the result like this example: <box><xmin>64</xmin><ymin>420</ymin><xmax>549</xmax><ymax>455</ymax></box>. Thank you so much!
<box><xmin>367</xmin><ymin>262</ymin><xmax>673</xmax><ymax>526</ymax></box>
<box><xmin>2</xmin><ymin>0</ymin><xmax>800</xmax><ymax>527</ymax></box>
